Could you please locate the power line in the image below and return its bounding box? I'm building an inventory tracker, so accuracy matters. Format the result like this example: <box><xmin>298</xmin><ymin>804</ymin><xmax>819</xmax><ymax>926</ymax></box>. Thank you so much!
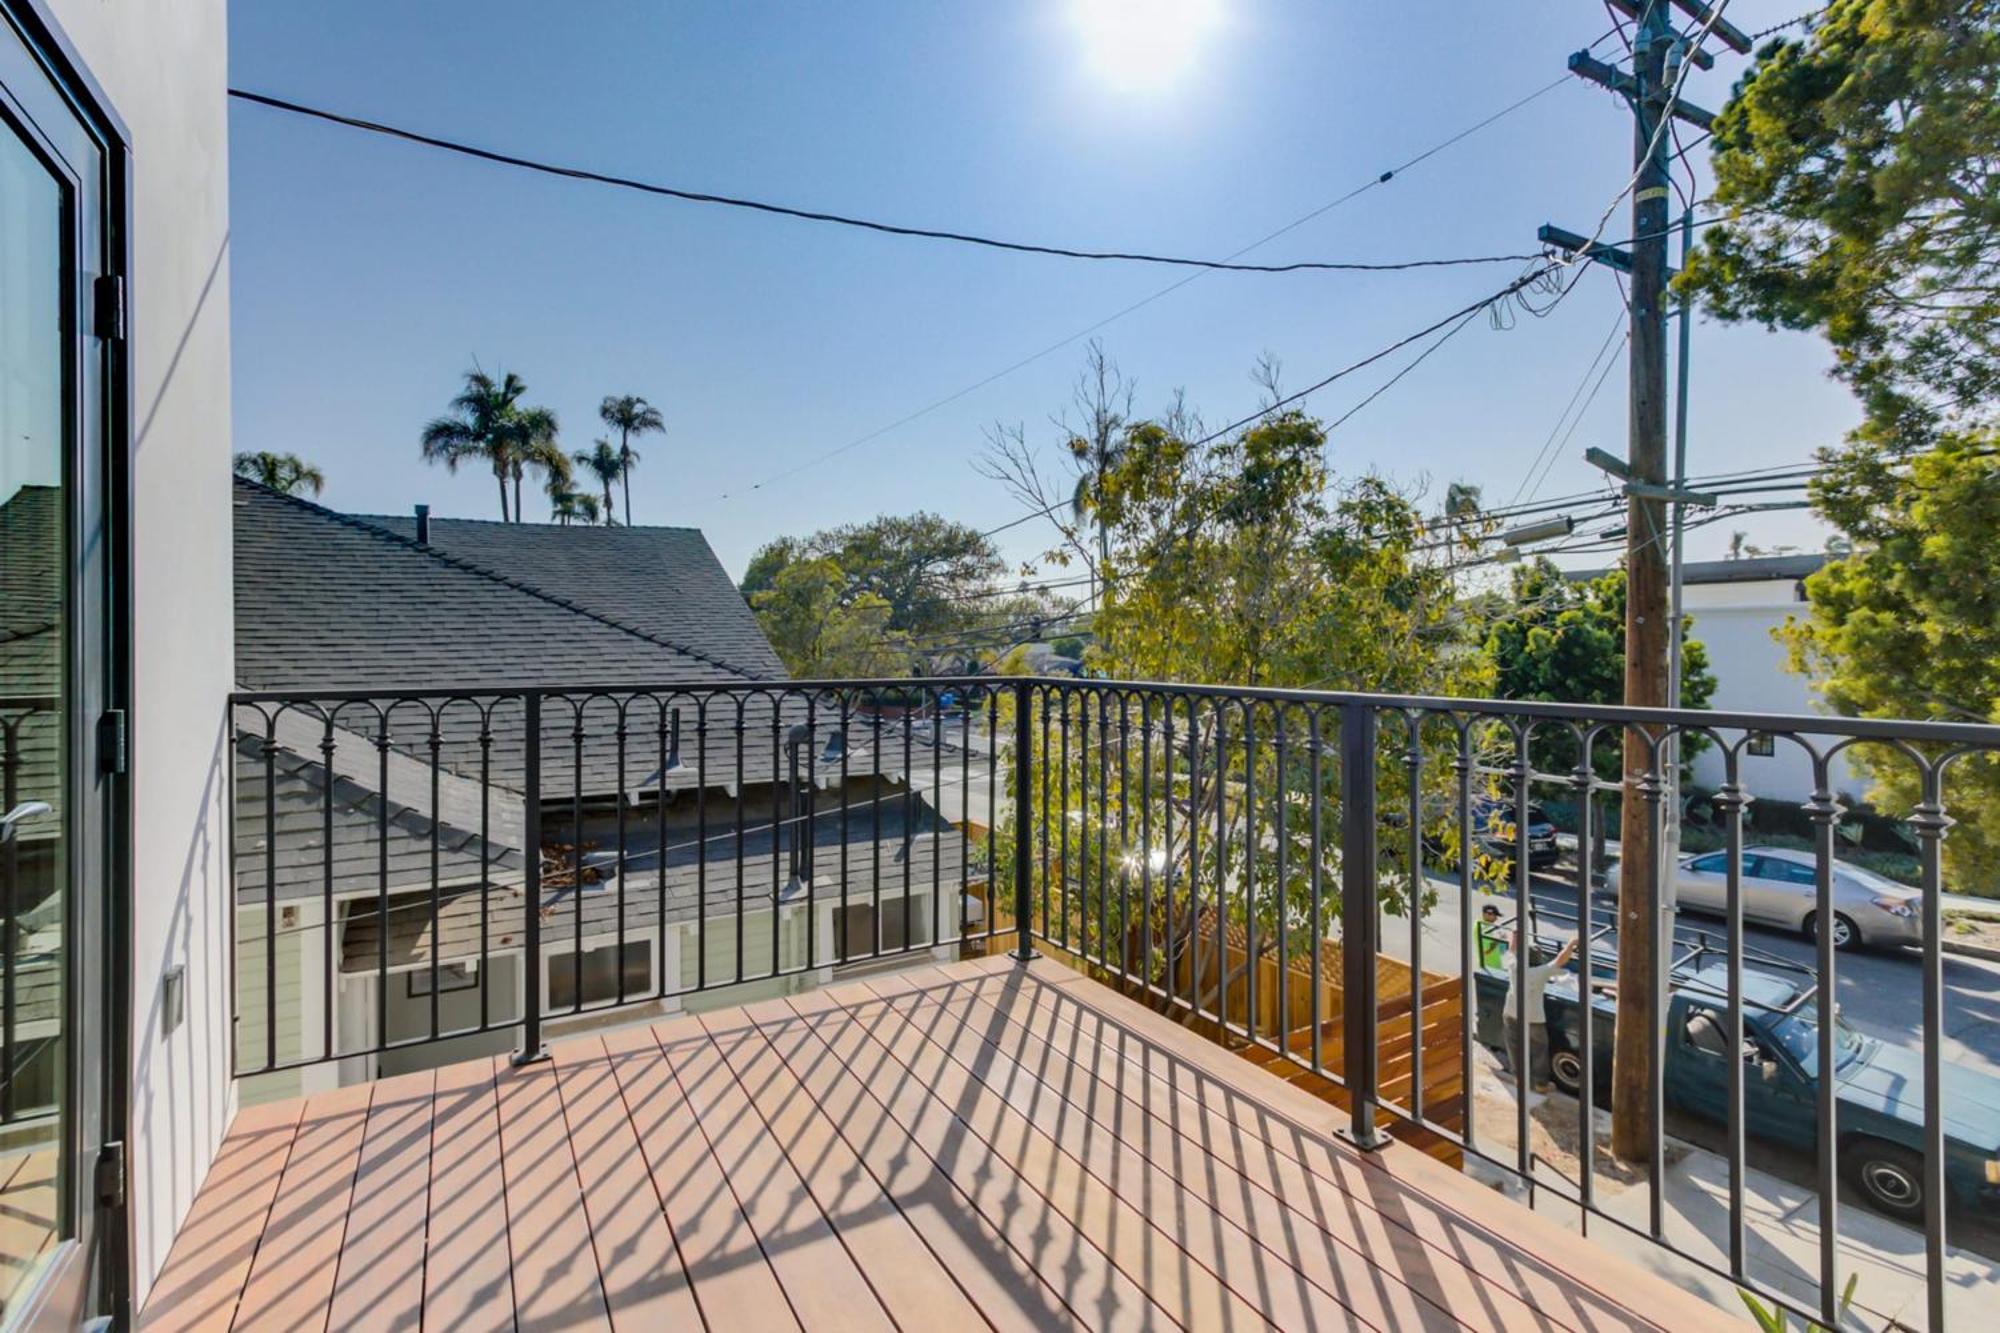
<box><xmin>1321</xmin><ymin>305</ymin><xmax>1489</xmax><ymax>436</ymax></box>
<box><xmin>1193</xmin><ymin>264</ymin><xmax>1564</xmax><ymax>449</ymax></box>
<box><xmin>1745</xmin><ymin>7</ymin><xmax>1823</xmax><ymax>42</ymax></box>
<box><xmin>1522</xmin><ymin>326</ymin><xmax>1628</xmax><ymax>504</ymax></box>
<box><xmin>708</xmin><ymin>71</ymin><xmax>1598</xmax><ymax>502</ymax></box>
<box><xmin>1510</xmin><ymin>307</ymin><xmax>1627</xmax><ymax>508</ymax></box>
<box><xmin>229</xmin><ymin>88</ymin><xmax>1540</xmax><ymax>276</ymax></box>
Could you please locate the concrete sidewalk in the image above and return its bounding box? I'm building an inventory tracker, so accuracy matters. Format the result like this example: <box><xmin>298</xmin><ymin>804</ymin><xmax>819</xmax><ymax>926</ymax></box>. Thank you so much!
<box><xmin>1465</xmin><ymin>1052</ymin><xmax>2000</xmax><ymax>1330</ymax></box>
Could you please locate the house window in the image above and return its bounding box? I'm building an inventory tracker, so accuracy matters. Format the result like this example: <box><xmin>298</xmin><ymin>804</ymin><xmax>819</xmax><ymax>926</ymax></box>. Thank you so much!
<box><xmin>838</xmin><ymin>898</ymin><xmax>933</xmax><ymax>961</ymax></box>
<box><xmin>1746</xmin><ymin>733</ymin><xmax>1775</xmax><ymax>758</ymax></box>
<box><xmin>406</xmin><ymin>961</ymin><xmax>479</xmax><ymax>998</ymax></box>
<box><xmin>549</xmin><ymin>940</ymin><xmax>653</xmax><ymax>1009</ymax></box>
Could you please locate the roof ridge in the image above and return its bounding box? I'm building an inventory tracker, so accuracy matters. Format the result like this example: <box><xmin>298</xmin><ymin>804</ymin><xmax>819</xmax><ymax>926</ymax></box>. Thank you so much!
<box><xmin>353</xmin><ymin>509</ymin><xmax>708</xmax><ymax>536</ymax></box>
<box><xmin>234</xmin><ymin>477</ymin><xmax>768</xmax><ymax>680</ymax></box>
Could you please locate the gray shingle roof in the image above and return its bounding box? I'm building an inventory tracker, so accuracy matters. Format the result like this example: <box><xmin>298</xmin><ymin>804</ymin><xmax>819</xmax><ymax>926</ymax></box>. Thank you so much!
<box><xmin>358</xmin><ymin>511</ymin><xmax>785</xmax><ymax>677</ymax></box>
<box><xmin>232</xmin><ymin>734</ymin><xmax>526</xmax><ymax>904</ymax></box>
<box><xmin>234</xmin><ymin>478</ymin><xmax>829</xmax><ymax>798</ymax></box>
<box><xmin>235</xmin><ymin>477</ymin><xmax>780</xmax><ymax>692</ymax></box>
<box><xmin>339</xmin><ymin>801</ymin><xmax>976</xmax><ymax>973</ymax></box>
<box><xmin>1</xmin><ymin>486</ymin><xmax>60</xmax><ymax>840</ymax></box>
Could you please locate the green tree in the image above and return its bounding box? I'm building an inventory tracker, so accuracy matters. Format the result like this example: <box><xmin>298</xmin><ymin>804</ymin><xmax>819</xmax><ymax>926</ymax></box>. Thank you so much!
<box><xmin>1780</xmin><ymin>431</ymin><xmax>2000</xmax><ymax>891</ymax></box>
<box><xmin>571</xmin><ymin>439</ymin><xmax>626</xmax><ymax>527</ymax></box>
<box><xmin>1680</xmin><ymin>2</ymin><xmax>2000</xmax><ymax>889</ymax></box>
<box><xmin>997</xmin><ymin>408</ymin><xmax>1491</xmax><ymax>1002</ymax></box>
<box><xmin>420</xmin><ymin>369</ymin><xmax>562</xmax><ymax>522</ymax></box>
<box><xmin>1678</xmin><ymin>0</ymin><xmax>2000</xmax><ymax>443</ymax></box>
<box><xmin>1487</xmin><ymin>560</ymin><xmax>1716</xmax><ymax>722</ymax></box>
<box><xmin>1483</xmin><ymin>558</ymin><xmax>1717</xmax><ymax>830</ymax></box>
<box><xmin>421</xmin><ymin>369</ymin><xmax>528</xmax><ymax>521</ymax></box>
<box><xmin>741</xmin><ymin>512</ymin><xmax>1023</xmax><ymax>657</ymax></box>
<box><xmin>546</xmin><ymin>479</ymin><xmax>600</xmax><ymax>527</ymax></box>
<box><xmin>750</xmin><ymin>556</ymin><xmax>910</xmax><ymax>678</ymax></box>
<box><xmin>233</xmin><ymin>451</ymin><xmax>325</xmax><ymax>497</ymax></box>
<box><xmin>509</xmin><ymin>407</ymin><xmax>566</xmax><ymax>526</ymax></box>
<box><xmin>598</xmin><ymin>394</ymin><xmax>664</xmax><ymax>524</ymax></box>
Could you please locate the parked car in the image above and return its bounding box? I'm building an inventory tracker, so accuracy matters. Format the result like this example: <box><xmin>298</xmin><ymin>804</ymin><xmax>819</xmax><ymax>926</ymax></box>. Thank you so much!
<box><xmin>1601</xmin><ymin>844</ymin><xmax>1920</xmax><ymax>951</ymax></box>
<box><xmin>1473</xmin><ymin>958</ymin><xmax>2000</xmax><ymax>1223</ymax></box>
<box><xmin>1469</xmin><ymin>797</ymin><xmax>1562</xmax><ymax>871</ymax></box>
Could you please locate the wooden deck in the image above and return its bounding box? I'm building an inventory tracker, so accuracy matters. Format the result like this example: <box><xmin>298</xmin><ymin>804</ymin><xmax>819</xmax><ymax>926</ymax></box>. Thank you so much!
<box><xmin>141</xmin><ymin>956</ymin><xmax>1721</xmax><ymax>1331</ymax></box>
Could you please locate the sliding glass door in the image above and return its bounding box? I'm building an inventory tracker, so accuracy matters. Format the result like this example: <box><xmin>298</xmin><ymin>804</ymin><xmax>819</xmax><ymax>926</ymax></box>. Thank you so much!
<box><xmin>0</xmin><ymin>2</ymin><xmax>124</xmax><ymax>1323</ymax></box>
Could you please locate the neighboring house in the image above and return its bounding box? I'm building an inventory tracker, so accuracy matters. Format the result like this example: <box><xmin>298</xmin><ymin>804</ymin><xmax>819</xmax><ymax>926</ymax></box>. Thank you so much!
<box><xmin>1569</xmin><ymin>554</ymin><xmax>1855</xmax><ymax>801</ymax></box>
<box><xmin>1674</xmin><ymin>555</ymin><xmax>1856</xmax><ymax>801</ymax></box>
<box><xmin>231</xmin><ymin>481</ymin><xmax>970</xmax><ymax>1100</ymax></box>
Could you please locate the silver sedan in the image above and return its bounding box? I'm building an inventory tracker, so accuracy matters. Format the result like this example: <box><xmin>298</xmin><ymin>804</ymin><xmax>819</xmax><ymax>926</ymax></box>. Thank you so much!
<box><xmin>1605</xmin><ymin>844</ymin><xmax>1922</xmax><ymax>950</ymax></box>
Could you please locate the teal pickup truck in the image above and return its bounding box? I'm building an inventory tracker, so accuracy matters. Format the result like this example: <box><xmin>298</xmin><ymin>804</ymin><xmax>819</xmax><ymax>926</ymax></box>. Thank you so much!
<box><xmin>1474</xmin><ymin>954</ymin><xmax>2000</xmax><ymax>1223</ymax></box>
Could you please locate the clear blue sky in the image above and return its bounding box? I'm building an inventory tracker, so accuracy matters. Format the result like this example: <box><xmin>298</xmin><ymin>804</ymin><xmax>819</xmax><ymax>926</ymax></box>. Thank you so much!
<box><xmin>227</xmin><ymin>0</ymin><xmax>1848</xmax><ymax>580</ymax></box>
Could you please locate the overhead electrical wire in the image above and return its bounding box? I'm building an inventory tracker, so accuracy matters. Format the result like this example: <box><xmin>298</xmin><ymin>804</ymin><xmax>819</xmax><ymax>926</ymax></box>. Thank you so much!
<box><xmin>1510</xmin><ymin>307</ymin><xmax>1628</xmax><ymax>508</ymax></box>
<box><xmin>706</xmin><ymin>59</ymin><xmax>1618</xmax><ymax>502</ymax></box>
<box><xmin>228</xmin><ymin>88</ymin><xmax>1539</xmax><ymax>276</ymax></box>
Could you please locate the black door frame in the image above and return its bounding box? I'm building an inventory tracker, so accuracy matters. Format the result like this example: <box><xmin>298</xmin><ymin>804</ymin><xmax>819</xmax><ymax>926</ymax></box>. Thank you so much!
<box><xmin>0</xmin><ymin>0</ymin><xmax>133</xmax><ymax>1324</ymax></box>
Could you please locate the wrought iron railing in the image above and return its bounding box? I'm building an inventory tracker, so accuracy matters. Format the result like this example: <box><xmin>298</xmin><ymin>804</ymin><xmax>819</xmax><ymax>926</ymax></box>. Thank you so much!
<box><xmin>228</xmin><ymin>676</ymin><xmax>2000</xmax><ymax>1331</ymax></box>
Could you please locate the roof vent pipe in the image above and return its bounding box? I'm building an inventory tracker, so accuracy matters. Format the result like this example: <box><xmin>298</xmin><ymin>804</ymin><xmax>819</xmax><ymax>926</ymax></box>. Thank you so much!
<box><xmin>414</xmin><ymin>503</ymin><xmax>431</xmax><ymax>545</ymax></box>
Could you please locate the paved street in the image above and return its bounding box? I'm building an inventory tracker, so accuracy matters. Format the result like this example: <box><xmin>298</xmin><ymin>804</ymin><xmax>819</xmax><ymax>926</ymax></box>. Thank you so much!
<box><xmin>1385</xmin><ymin>865</ymin><xmax>2000</xmax><ymax>1077</ymax></box>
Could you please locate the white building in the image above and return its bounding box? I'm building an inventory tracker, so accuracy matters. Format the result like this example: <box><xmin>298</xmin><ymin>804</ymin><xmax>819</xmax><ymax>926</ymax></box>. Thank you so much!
<box><xmin>1676</xmin><ymin>554</ymin><xmax>1859</xmax><ymax>802</ymax></box>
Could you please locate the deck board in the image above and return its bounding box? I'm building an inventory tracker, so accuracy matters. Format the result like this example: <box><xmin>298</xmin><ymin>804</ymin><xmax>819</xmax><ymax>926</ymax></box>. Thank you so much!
<box><xmin>140</xmin><ymin>1098</ymin><xmax>303</xmax><ymax>1332</ymax></box>
<box><xmin>233</xmin><ymin>1079</ymin><xmax>373</xmax><ymax>1330</ymax></box>
<box><xmin>495</xmin><ymin>1052</ymin><xmax>612</xmax><ymax>1332</ymax></box>
<box><xmin>698</xmin><ymin>1004</ymin><xmax>988</xmax><ymax>1331</ymax></box>
<box><xmin>144</xmin><ymin>957</ymin><xmax>1727</xmax><ymax>1332</ymax></box>
<box><xmin>789</xmin><ymin>981</ymin><xmax>1183</xmax><ymax>1332</ymax></box>
<box><xmin>326</xmin><ymin>1069</ymin><xmax>435</xmax><ymax>1332</ymax></box>
<box><xmin>603</xmin><ymin>1019</ymin><xmax>800</xmax><ymax>1332</ymax></box>
<box><xmin>868</xmin><ymin>964</ymin><xmax>1567</xmax><ymax>1331</ymax></box>
<box><xmin>549</xmin><ymin>1036</ymin><xmax>704</xmax><ymax>1330</ymax></box>
<box><xmin>424</xmin><ymin>1056</ymin><xmax>516</xmax><ymax>1332</ymax></box>
<box><xmin>661</xmin><ymin>1013</ymin><xmax>894</xmax><ymax>1332</ymax></box>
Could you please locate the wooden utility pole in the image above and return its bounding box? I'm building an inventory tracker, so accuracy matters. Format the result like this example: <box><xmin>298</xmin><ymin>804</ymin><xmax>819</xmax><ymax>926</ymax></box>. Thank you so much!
<box><xmin>1546</xmin><ymin>0</ymin><xmax>1747</xmax><ymax>1165</ymax></box>
<box><xmin>1613</xmin><ymin>0</ymin><xmax>1674</xmax><ymax>1167</ymax></box>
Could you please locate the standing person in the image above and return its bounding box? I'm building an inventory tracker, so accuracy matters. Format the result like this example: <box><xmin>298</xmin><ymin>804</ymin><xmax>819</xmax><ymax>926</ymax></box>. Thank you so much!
<box><xmin>1476</xmin><ymin>904</ymin><xmax>1506</xmax><ymax>971</ymax></box>
<box><xmin>1502</xmin><ymin>931</ymin><xmax>1577</xmax><ymax>1093</ymax></box>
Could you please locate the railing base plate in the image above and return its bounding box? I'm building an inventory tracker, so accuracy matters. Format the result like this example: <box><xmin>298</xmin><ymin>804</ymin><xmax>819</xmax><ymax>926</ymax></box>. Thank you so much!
<box><xmin>1008</xmin><ymin>948</ymin><xmax>1041</xmax><ymax>963</ymax></box>
<box><xmin>510</xmin><ymin>1045</ymin><xmax>549</xmax><ymax>1067</ymax></box>
<box><xmin>1333</xmin><ymin>1122</ymin><xmax>1390</xmax><ymax>1154</ymax></box>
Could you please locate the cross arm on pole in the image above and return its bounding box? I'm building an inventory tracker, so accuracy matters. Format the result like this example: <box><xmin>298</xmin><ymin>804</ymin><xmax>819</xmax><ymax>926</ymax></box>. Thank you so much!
<box><xmin>1568</xmin><ymin>51</ymin><xmax>1716</xmax><ymax>130</ymax></box>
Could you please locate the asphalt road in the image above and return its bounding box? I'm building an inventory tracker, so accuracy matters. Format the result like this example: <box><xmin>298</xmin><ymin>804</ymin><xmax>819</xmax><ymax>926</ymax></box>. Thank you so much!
<box><xmin>1387</xmin><ymin>866</ymin><xmax>2000</xmax><ymax>1077</ymax></box>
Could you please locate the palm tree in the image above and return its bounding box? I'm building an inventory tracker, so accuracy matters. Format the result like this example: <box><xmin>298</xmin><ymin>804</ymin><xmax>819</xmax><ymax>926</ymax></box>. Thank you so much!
<box><xmin>233</xmin><ymin>451</ymin><xmax>325</xmax><ymax>497</ymax></box>
<box><xmin>598</xmin><ymin>395</ymin><xmax>663</xmax><ymax>524</ymax></box>
<box><xmin>1444</xmin><ymin>480</ymin><xmax>1483</xmax><ymax>518</ymax></box>
<box><xmin>421</xmin><ymin>369</ymin><xmax>528</xmax><ymax>521</ymax></box>
<box><xmin>546</xmin><ymin>479</ymin><xmax>600</xmax><ymax>527</ymax></box>
<box><xmin>573</xmin><ymin>440</ymin><xmax>625</xmax><ymax>526</ymax></box>
<box><xmin>506</xmin><ymin>406</ymin><xmax>566</xmax><ymax>525</ymax></box>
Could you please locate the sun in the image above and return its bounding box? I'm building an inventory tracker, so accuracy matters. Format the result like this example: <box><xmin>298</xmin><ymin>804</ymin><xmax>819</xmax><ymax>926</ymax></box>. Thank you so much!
<box><xmin>1070</xmin><ymin>0</ymin><xmax>1224</xmax><ymax>94</ymax></box>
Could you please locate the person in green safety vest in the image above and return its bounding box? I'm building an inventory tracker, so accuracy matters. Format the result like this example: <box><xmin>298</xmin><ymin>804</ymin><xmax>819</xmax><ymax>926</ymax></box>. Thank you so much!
<box><xmin>1476</xmin><ymin>903</ymin><xmax>1506</xmax><ymax>971</ymax></box>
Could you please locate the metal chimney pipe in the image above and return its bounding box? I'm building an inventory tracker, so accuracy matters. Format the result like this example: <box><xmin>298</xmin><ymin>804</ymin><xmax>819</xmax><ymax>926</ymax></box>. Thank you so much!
<box><xmin>414</xmin><ymin>503</ymin><xmax>431</xmax><ymax>545</ymax></box>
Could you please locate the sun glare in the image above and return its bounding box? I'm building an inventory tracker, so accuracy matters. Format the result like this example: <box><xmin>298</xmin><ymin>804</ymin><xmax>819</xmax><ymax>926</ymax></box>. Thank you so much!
<box><xmin>1070</xmin><ymin>0</ymin><xmax>1223</xmax><ymax>93</ymax></box>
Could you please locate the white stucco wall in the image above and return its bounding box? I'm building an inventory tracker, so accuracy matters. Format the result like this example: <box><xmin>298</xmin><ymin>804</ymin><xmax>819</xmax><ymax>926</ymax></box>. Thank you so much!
<box><xmin>45</xmin><ymin>0</ymin><xmax>235</xmax><ymax>1305</ymax></box>
<box><xmin>1684</xmin><ymin>577</ymin><xmax>1857</xmax><ymax>801</ymax></box>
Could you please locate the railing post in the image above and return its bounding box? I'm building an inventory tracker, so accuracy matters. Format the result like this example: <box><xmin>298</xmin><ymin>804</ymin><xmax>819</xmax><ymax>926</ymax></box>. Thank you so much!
<box><xmin>1010</xmin><ymin>680</ymin><xmax>1038</xmax><ymax>962</ymax></box>
<box><xmin>1336</xmin><ymin>702</ymin><xmax>1386</xmax><ymax>1151</ymax></box>
<box><xmin>514</xmin><ymin>690</ymin><xmax>548</xmax><ymax>1065</ymax></box>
